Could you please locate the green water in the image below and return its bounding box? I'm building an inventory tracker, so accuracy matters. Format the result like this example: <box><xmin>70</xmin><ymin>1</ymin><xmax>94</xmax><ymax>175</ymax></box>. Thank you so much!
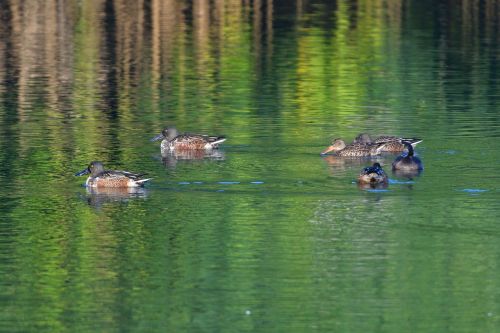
<box><xmin>1</xmin><ymin>0</ymin><xmax>500</xmax><ymax>332</ymax></box>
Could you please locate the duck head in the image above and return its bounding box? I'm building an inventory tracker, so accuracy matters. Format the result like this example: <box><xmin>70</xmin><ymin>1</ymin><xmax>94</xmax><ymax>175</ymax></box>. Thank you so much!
<box><xmin>354</xmin><ymin>133</ymin><xmax>372</xmax><ymax>144</ymax></box>
<box><xmin>321</xmin><ymin>138</ymin><xmax>346</xmax><ymax>155</ymax></box>
<box><xmin>150</xmin><ymin>127</ymin><xmax>179</xmax><ymax>142</ymax></box>
<box><xmin>75</xmin><ymin>161</ymin><xmax>105</xmax><ymax>177</ymax></box>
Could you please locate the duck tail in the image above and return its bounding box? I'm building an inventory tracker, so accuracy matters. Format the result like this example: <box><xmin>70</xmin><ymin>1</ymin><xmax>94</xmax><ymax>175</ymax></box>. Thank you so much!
<box><xmin>373</xmin><ymin>141</ymin><xmax>390</xmax><ymax>154</ymax></box>
<box><xmin>401</xmin><ymin>137</ymin><xmax>422</xmax><ymax>148</ymax></box>
<box><xmin>136</xmin><ymin>178</ymin><xmax>152</xmax><ymax>184</ymax></box>
<box><xmin>209</xmin><ymin>136</ymin><xmax>227</xmax><ymax>146</ymax></box>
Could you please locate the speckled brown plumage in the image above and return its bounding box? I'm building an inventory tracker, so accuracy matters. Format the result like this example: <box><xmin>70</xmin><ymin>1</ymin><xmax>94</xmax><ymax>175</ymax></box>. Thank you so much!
<box><xmin>354</xmin><ymin>133</ymin><xmax>422</xmax><ymax>152</ymax></box>
<box><xmin>170</xmin><ymin>134</ymin><xmax>223</xmax><ymax>150</ymax></box>
<box><xmin>75</xmin><ymin>161</ymin><xmax>151</xmax><ymax>188</ymax></box>
<box><xmin>321</xmin><ymin>139</ymin><xmax>388</xmax><ymax>157</ymax></box>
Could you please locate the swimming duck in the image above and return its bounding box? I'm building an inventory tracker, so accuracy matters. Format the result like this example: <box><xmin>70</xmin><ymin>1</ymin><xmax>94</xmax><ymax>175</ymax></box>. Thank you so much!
<box><xmin>392</xmin><ymin>141</ymin><xmax>423</xmax><ymax>171</ymax></box>
<box><xmin>75</xmin><ymin>161</ymin><xmax>151</xmax><ymax>187</ymax></box>
<box><xmin>357</xmin><ymin>162</ymin><xmax>388</xmax><ymax>185</ymax></box>
<box><xmin>320</xmin><ymin>139</ymin><xmax>388</xmax><ymax>157</ymax></box>
<box><xmin>354</xmin><ymin>133</ymin><xmax>422</xmax><ymax>152</ymax></box>
<box><xmin>151</xmin><ymin>127</ymin><xmax>226</xmax><ymax>151</ymax></box>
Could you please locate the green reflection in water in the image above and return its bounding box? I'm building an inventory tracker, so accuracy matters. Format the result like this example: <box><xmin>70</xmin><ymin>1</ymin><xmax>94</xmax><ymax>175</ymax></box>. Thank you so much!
<box><xmin>0</xmin><ymin>0</ymin><xmax>499</xmax><ymax>332</ymax></box>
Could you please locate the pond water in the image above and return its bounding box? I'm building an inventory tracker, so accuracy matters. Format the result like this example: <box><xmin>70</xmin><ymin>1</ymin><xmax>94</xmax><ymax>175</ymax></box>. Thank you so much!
<box><xmin>1</xmin><ymin>0</ymin><xmax>500</xmax><ymax>332</ymax></box>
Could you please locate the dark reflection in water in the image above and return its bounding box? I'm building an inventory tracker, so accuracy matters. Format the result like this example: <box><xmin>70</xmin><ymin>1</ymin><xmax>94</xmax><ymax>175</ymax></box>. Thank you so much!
<box><xmin>161</xmin><ymin>149</ymin><xmax>225</xmax><ymax>169</ymax></box>
<box><xmin>357</xmin><ymin>181</ymin><xmax>389</xmax><ymax>191</ymax></box>
<box><xmin>392</xmin><ymin>168</ymin><xmax>423</xmax><ymax>180</ymax></box>
<box><xmin>322</xmin><ymin>155</ymin><xmax>385</xmax><ymax>174</ymax></box>
<box><xmin>80</xmin><ymin>186</ymin><xmax>148</xmax><ymax>208</ymax></box>
<box><xmin>0</xmin><ymin>1</ymin><xmax>500</xmax><ymax>332</ymax></box>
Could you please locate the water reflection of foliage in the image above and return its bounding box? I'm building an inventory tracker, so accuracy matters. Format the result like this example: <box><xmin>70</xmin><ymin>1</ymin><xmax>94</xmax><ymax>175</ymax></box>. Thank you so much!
<box><xmin>0</xmin><ymin>2</ymin><xmax>499</xmax><ymax>330</ymax></box>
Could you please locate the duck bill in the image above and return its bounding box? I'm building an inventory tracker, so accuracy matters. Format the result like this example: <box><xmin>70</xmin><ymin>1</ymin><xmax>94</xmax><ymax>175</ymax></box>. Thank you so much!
<box><xmin>320</xmin><ymin>145</ymin><xmax>336</xmax><ymax>155</ymax></box>
<box><xmin>150</xmin><ymin>133</ymin><xmax>165</xmax><ymax>142</ymax></box>
<box><xmin>75</xmin><ymin>168</ymin><xmax>90</xmax><ymax>176</ymax></box>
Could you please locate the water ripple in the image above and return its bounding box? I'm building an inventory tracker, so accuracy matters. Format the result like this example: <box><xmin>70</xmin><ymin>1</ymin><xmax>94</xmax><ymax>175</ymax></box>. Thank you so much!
<box><xmin>459</xmin><ymin>189</ymin><xmax>489</xmax><ymax>194</ymax></box>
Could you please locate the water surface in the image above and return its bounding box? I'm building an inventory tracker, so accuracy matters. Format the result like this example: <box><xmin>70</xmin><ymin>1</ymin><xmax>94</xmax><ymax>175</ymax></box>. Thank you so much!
<box><xmin>1</xmin><ymin>1</ymin><xmax>500</xmax><ymax>332</ymax></box>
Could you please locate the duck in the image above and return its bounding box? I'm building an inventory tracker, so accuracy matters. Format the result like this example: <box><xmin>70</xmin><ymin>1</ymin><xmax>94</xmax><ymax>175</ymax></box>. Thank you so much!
<box><xmin>354</xmin><ymin>133</ymin><xmax>422</xmax><ymax>152</ymax></box>
<box><xmin>75</xmin><ymin>161</ymin><xmax>151</xmax><ymax>187</ymax></box>
<box><xmin>357</xmin><ymin>162</ymin><xmax>388</xmax><ymax>185</ymax></box>
<box><xmin>392</xmin><ymin>141</ymin><xmax>423</xmax><ymax>171</ymax></box>
<box><xmin>151</xmin><ymin>126</ymin><xmax>226</xmax><ymax>151</ymax></box>
<box><xmin>320</xmin><ymin>138</ymin><xmax>388</xmax><ymax>157</ymax></box>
